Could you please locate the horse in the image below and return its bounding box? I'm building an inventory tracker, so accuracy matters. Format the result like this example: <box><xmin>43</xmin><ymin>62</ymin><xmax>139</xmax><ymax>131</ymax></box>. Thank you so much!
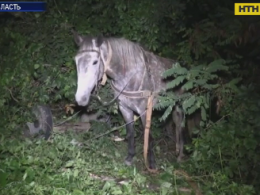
<box><xmin>72</xmin><ymin>30</ymin><xmax>200</xmax><ymax>169</ymax></box>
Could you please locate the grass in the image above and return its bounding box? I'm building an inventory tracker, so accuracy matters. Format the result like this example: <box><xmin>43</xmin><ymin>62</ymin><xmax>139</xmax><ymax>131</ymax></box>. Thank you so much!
<box><xmin>1</xmin><ymin>117</ymin><xmax>256</xmax><ymax>195</ymax></box>
<box><xmin>0</xmin><ymin>120</ymin><xmax>196</xmax><ymax>195</ymax></box>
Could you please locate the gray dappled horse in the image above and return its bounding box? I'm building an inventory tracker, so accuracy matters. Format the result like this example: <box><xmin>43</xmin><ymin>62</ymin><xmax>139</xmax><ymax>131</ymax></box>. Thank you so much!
<box><xmin>72</xmin><ymin>31</ymin><xmax>200</xmax><ymax>169</ymax></box>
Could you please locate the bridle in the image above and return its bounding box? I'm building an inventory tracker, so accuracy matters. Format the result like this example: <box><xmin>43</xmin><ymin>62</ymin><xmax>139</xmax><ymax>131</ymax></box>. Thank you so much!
<box><xmin>76</xmin><ymin>41</ymin><xmax>112</xmax><ymax>86</ymax></box>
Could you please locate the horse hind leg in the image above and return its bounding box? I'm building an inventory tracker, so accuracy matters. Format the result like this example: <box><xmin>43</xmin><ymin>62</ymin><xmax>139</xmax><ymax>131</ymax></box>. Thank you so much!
<box><xmin>172</xmin><ymin>106</ymin><xmax>185</xmax><ymax>162</ymax></box>
<box><xmin>118</xmin><ymin>104</ymin><xmax>136</xmax><ymax>166</ymax></box>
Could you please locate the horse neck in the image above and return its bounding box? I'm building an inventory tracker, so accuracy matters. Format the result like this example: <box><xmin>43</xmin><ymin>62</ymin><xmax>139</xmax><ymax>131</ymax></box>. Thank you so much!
<box><xmin>104</xmin><ymin>39</ymin><xmax>148</xmax><ymax>90</ymax></box>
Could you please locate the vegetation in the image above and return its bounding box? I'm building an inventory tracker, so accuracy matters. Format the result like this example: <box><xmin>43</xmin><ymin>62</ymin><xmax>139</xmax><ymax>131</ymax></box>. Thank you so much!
<box><xmin>0</xmin><ymin>0</ymin><xmax>260</xmax><ymax>194</ymax></box>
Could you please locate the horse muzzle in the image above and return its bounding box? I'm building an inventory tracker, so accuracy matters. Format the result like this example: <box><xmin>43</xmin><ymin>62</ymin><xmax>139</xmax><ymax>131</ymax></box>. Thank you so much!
<box><xmin>75</xmin><ymin>94</ymin><xmax>89</xmax><ymax>106</ymax></box>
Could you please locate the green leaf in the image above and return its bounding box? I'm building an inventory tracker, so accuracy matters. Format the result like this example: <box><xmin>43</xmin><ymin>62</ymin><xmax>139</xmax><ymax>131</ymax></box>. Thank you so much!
<box><xmin>183</xmin><ymin>96</ymin><xmax>196</xmax><ymax>112</ymax></box>
<box><xmin>201</xmin><ymin>106</ymin><xmax>207</xmax><ymax>121</ymax></box>
<box><xmin>186</xmin><ymin>104</ymin><xmax>199</xmax><ymax>115</ymax></box>
<box><xmin>206</xmin><ymin>59</ymin><xmax>228</xmax><ymax>73</ymax></box>
<box><xmin>34</xmin><ymin>64</ymin><xmax>40</xmax><ymax>69</ymax></box>
<box><xmin>162</xmin><ymin>63</ymin><xmax>185</xmax><ymax>78</ymax></box>
<box><xmin>226</xmin><ymin>78</ymin><xmax>242</xmax><ymax>92</ymax></box>
<box><xmin>199</xmin><ymin>120</ymin><xmax>205</xmax><ymax>127</ymax></box>
<box><xmin>191</xmin><ymin>65</ymin><xmax>204</xmax><ymax>71</ymax></box>
<box><xmin>166</xmin><ymin>75</ymin><xmax>186</xmax><ymax>89</ymax></box>
<box><xmin>181</xmin><ymin>81</ymin><xmax>194</xmax><ymax>91</ymax></box>
<box><xmin>195</xmin><ymin>79</ymin><xmax>207</xmax><ymax>86</ymax></box>
<box><xmin>72</xmin><ymin>189</ymin><xmax>85</xmax><ymax>195</ymax></box>
<box><xmin>65</xmin><ymin>160</ymin><xmax>75</xmax><ymax>167</ymax></box>
<box><xmin>202</xmin><ymin>83</ymin><xmax>220</xmax><ymax>90</ymax></box>
<box><xmin>162</xmin><ymin>68</ymin><xmax>175</xmax><ymax>78</ymax></box>
<box><xmin>0</xmin><ymin>171</ymin><xmax>7</xmax><ymax>188</ymax></box>
<box><xmin>160</xmin><ymin>105</ymin><xmax>173</xmax><ymax>122</ymax></box>
<box><xmin>173</xmin><ymin>67</ymin><xmax>188</xmax><ymax>75</ymax></box>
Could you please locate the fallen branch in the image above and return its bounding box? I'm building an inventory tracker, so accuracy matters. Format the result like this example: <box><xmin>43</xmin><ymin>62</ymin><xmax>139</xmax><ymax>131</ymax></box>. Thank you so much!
<box><xmin>6</xmin><ymin>87</ymin><xmax>19</xmax><ymax>103</ymax></box>
<box><xmin>174</xmin><ymin>169</ymin><xmax>202</xmax><ymax>195</ymax></box>
<box><xmin>53</xmin><ymin>122</ymin><xmax>91</xmax><ymax>132</ymax></box>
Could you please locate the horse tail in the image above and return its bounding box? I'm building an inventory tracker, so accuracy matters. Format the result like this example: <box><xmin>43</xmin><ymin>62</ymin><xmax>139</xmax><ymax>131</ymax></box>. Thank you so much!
<box><xmin>186</xmin><ymin>109</ymin><xmax>201</xmax><ymax>143</ymax></box>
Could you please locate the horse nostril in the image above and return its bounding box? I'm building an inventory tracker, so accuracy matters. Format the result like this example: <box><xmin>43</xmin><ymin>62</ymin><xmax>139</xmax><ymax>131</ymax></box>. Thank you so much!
<box><xmin>81</xmin><ymin>96</ymin><xmax>87</xmax><ymax>102</ymax></box>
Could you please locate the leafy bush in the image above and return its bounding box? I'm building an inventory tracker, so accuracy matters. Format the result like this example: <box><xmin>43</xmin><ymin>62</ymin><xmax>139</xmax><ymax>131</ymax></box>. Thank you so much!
<box><xmin>1</xmin><ymin>0</ymin><xmax>260</xmax><ymax>194</ymax></box>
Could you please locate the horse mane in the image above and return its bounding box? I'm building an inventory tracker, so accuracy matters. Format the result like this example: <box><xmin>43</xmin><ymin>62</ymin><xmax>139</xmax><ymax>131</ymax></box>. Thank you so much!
<box><xmin>106</xmin><ymin>37</ymin><xmax>149</xmax><ymax>74</ymax></box>
<box><xmin>78</xmin><ymin>35</ymin><xmax>173</xmax><ymax>76</ymax></box>
<box><xmin>106</xmin><ymin>37</ymin><xmax>174</xmax><ymax>73</ymax></box>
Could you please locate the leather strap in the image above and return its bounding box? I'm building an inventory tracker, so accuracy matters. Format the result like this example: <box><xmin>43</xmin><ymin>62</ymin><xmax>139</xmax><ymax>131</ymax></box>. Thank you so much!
<box><xmin>110</xmin><ymin>81</ymin><xmax>155</xmax><ymax>98</ymax></box>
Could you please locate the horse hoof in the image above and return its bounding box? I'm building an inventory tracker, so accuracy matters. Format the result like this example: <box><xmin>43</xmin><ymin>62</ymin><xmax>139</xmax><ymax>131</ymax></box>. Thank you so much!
<box><xmin>177</xmin><ymin>154</ymin><xmax>185</xmax><ymax>162</ymax></box>
<box><xmin>177</xmin><ymin>156</ymin><xmax>183</xmax><ymax>162</ymax></box>
<box><xmin>149</xmin><ymin>165</ymin><xmax>156</xmax><ymax>170</ymax></box>
<box><xmin>124</xmin><ymin>159</ymin><xmax>132</xmax><ymax>166</ymax></box>
<box><xmin>177</xmin><ymin>154</ymin><xmax>188</xmax><ymax>162</ymax></box>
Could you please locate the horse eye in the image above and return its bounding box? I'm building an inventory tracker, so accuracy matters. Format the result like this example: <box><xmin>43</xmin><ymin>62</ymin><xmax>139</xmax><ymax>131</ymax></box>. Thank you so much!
<box><xmin>93</xmin><ymin>60</ymin><xmax>98</xmax><ymax>65</ymax></box>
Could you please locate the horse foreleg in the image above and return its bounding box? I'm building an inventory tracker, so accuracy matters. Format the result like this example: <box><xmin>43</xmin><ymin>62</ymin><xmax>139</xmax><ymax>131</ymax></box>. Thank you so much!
<box><xmin>119</xmin><ymin>104</ymin><xmax>135</xmax><ymax>166</ymax></box>
<box><xmin>173</xmin><ymin>106</ymin><xmax>185</xmax><ymax>162</ymax></box>
<box><xmin>141</xmin><ymin>114</ymin><xmax>156</xmax><ymax>169</ymax></box>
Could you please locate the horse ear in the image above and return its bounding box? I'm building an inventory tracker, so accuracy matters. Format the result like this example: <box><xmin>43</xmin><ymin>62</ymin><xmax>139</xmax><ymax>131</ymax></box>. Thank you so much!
<box><xmin>96</xmin><ymin>35</ymin><xmax>104</xmax><ymax>47</ymax></box>
<box><xmin>72</xmin><ymin>30</ymin><xmax>83</xmax><ymax>46</ymax></box>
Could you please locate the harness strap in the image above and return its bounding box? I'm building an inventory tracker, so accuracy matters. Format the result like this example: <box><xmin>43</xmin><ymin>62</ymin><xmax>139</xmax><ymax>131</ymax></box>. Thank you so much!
<box><xmin>110</xmin><ymin>81</ymin><xmax>157</xmax><ymax>98</ymax></box>
<box><xmin>100</xmin><ymin>42</ymin><xmax>112</xmax><ymax>85</ymax></box>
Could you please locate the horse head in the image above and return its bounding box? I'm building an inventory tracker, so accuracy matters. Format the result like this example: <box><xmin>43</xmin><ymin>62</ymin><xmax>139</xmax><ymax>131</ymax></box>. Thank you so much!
<box><xmin>73</xmin><ymin>31</ymin><xmax>105</xmax><ymax>106</ymax></box>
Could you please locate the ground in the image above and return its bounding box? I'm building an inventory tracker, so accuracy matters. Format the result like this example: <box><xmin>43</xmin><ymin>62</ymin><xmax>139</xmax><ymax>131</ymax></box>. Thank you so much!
<box><xmin>0</xmin><ymin>119</ymin><xmax>199</xmax><ymax>195</ymax></box>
